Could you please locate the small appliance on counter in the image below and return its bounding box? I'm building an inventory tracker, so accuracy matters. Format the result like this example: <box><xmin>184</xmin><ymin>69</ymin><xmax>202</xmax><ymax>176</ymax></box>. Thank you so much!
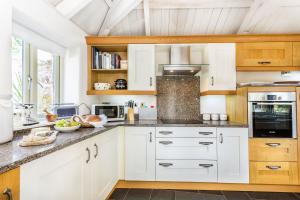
<box><xmin>52</xmin><ymin>104</ymin><xmax>79</xmax><ymax>119</ymax></box>
<box><xmin>20</xmin><ymin>104</ymin><xmax>39</xmax><ymax>126</ymax></box>
<box><xmin>92</xmin><ymin>103</ymin><xmax>125</xmax><ymax>121</ymax></box>
<box><xmin>115</xmin><ymin>79</ymin><xmax>127</xmax><ymax>90</ymax></box>
<box><xmin>248</xmin><ymin>92</ymin><xmax>296</xmax><ymax>138</ymax></box>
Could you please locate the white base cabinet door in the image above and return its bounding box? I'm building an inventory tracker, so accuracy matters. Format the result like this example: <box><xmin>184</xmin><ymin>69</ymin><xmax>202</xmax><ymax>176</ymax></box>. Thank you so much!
<box><xmin>217</xmin><ymin>128</ymin><xmax>249</xmax><ymax>183</ymax></box>
<box><xmin>128</xmin><ymin>44</ymin><xmax>155</xmax><ymax>91</ymax></box>
<box><xmin>21</xmin><ymin>140</ymin><xmax>91</xmax><ymax>200</ymax></box>
<box><xmin>90</xmin><ymin>128</ymin><xmax>120</xmax><ymax>200</ymax></box>
<box><xmin>21</xmin><ymin>127</ymin><xmax>121</xmax><ymax>200</ymax></box>
<box><xmin>125</xmin><ymin>127</ymin><xmax>155</xmax><ymax>181</ymax></box>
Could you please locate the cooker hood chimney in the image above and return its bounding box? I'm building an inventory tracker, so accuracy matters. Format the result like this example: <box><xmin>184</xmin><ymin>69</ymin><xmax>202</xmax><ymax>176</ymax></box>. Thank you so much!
<box><xmin>162</xmin><ymin>45</ymin><xmax>204</xmax><ymax>76</ymax></box>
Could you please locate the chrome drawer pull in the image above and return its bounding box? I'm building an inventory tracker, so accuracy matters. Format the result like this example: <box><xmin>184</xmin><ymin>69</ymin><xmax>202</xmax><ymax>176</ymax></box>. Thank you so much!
<box><xmin>159</xmin><ymin>163</ymin><xmax>173</xmax><ymax>167</ymax></box>
<box><xmin>199</xmin><ymin>142</ymin><xmax>213</xmax><ymax>145</ymax></box>
<box><xmin>3</xmin><ymin>188</ymin><xmax>13</xmax><ymax>200</ymax></box>
<box><xmin>199</xmin><ymin>164</ymin><xmax>214</xmax><ymax>168</ymax></box>
<box><xmin>265</xmin><ymin>143</ymin><xmax>281</xmax><ymax>147</ymax></box>
<box><xmin>266</xmin><ymin>165</ymin><xmax>281</xmax><ymax>170</ymax></box>
<box><xmin>198</xmin><ymin>132</ymin><xmax>213</xmax><ymax>135</ymax></box>
<box><xmin>159</xmin><ymin>131</ymin><xmax>173</xmax><ymax>135</ymax></box>
<box><xmin>258</xmin><ymin>61</ymin><xmax>271</xmax><ymax>65</ymax></box>
<box><xmin>86</xmin><ymin>147</ymin><xmax>90</xmax><ymax>163</ymax></box>
<box><xmin>159</xmin><ymin>141</ymin><xmax>173</xmax><ymax>145</ymax></box>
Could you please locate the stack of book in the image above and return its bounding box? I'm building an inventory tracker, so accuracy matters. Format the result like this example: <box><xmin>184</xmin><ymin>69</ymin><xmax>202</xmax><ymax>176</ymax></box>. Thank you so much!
<box><xmin>92</xmin><ymin>47</ymin><xmax>122</xmax><ymax>69</ymax></box>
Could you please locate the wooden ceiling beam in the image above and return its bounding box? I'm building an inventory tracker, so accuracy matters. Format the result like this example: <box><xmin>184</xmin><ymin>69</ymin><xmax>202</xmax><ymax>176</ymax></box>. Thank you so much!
<box><xmin>56</xmin><ymin>0</ymin><xmax>92</xmax><ymax>19</ymax></box>
<box><xmin>143</xmin><ymin>0</ymin><xmax>150</xmax><ymax>36</ymax></box>
<box><xmin>98</xmin><ymin>0</ymin><xmax>143</xmax><ymax>36</ymax></box>
<box><xmin>136</xmin><ymin>0</ymin><xmax>253</xmax><ymax>9</ymax></box>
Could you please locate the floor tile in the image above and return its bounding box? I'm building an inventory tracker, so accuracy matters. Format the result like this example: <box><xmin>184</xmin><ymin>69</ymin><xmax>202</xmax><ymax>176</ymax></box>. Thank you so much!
<box><xmin>175</xmin><ymin>190</ymin><xmax>225</xmax><ymax>200</ymax></box>
<box><xmin>248</xmin><ymin>192</ymin><xmax>299</xmax><ymax>200</ymax></box>
<box><xmin>150</xmin><ymin>189</ymin><xmax>175</xmax><ymax>200</ymax></box>
<box><xmin>223</xmin><ymin>191</ymin><xmax>251</xmax><ymax>200</ymax></box>
<box><xmin>125</xmin><ymin>189</ymin><xmax>152</xmax><ymax>200</ymax></box>
<box><xmin>109</xmin><ymin>188</ymin><xmax>129</xmax><ymax>200</ymax></box>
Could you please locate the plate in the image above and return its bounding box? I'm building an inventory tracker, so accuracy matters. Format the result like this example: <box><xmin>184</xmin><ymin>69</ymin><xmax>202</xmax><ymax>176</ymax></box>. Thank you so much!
<box><xmin>54</xmin><ymin>124</ymin><xmax>81</xmax><ymax>132</ymax></box>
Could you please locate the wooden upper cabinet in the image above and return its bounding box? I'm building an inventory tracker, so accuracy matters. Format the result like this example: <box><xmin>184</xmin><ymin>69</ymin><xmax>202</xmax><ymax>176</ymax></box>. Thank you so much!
<box><xmin>236</xmin><ymin>42</ymin><xmax>293</xmax><ymax>67</ymax></box>
<box><xmin>293</xmin><ymin>42</ymin><xmax>300</xmax><ymax>66</ymax></box>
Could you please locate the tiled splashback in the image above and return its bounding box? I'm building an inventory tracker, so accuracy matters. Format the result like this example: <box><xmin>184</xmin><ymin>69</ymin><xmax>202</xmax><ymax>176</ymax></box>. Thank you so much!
<box><xmin>157</xmin><ymin>76</ymin><xmax>200</xmax><ymax>120</ymax></box>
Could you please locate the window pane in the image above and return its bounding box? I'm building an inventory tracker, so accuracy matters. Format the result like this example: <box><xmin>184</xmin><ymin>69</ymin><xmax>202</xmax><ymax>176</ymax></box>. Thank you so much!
<box><xmin>11</xmin><ymin>37</ymin><xmax>23</xmax><ymax>105</ymax></box>
<box><xmin>37</xmin><ymin>49</ymin><xmax>54</xmax><ymax>116</ymax></box>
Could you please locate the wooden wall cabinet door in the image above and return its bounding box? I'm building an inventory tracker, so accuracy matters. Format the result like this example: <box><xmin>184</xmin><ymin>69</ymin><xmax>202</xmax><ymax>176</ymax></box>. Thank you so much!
<box><xmin>0</xmin><ymin>168</ymin><xmax>19</xmax><ymax>200</ymax></box>
<box><xmin>200</xmin><ymin>43</ymin><xmax>236</xmax><ymax>92</ymax></box>
<box><xmin>293</xmin><ymin>42</ymin><xmax>300</xmax><ymax>66</ymax></box>
<box><xmin>125</xmin><ymin>127</ymin><xmax>155</xmax><ymax>181</ymax></box>
<box><xmin>128</xmin><ymin>44</ymin><xmax>155</xmax><ymax>91</ymax></box>
<box><xmin>217</xmin><ymin>128</ymin><xmax>249</xmax><ymax>183</ymax></box>
<box><xmin>237</xmin><ymin>42</ymin><xmax>293</xmax><ymax>67</ymax></box>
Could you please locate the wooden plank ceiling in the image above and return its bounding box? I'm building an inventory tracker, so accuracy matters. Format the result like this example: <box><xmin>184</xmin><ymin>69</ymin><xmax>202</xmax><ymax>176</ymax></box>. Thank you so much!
<box><xmin>47</xmin><ymin>0</ymin><xmax>300</xmax><ymax>36</ymax></box>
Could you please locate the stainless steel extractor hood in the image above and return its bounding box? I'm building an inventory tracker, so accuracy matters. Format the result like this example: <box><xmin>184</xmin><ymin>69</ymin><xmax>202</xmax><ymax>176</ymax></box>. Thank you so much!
<box><xmin>162</xmin><ymin>45</ymin><xmax>206</xmax><ymax>76</ymax></box>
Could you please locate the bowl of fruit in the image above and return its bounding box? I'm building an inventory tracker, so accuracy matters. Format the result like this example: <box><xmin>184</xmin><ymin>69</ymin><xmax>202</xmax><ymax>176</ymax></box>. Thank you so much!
<box><xmin>54</xmin><ymin>119</ymin><xmax>81</xmax><ymax>132</ymax></box>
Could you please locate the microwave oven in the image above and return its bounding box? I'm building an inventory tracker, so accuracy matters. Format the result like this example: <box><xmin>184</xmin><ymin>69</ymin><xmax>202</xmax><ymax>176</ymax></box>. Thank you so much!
<box><xmin>92</xmin><ymin>104</ymin><xmax>125</xmax><ymax>121</ymax></box>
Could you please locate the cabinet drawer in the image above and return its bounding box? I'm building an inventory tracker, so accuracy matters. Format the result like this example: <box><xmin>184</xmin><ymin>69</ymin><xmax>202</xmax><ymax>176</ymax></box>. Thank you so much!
<box><xmin>250</xmin><ymin>162</ymin><xmax>298</xmax><ymax>185</ymax></box>
<box><xmin>236</xmin><ymin>42</ymin><xmax>292</xmax><ymax>67</ymax></box>
<box><xmin>249</xmin><ymin>139</ymin><xmax>297</xmax><ymax>161</ymax></box>
<box><xmin>156</xmin><ymin>127</ymin><xmax>216</xmax><ymax>138</ymax></box>
<box><xmin>156</xmin><ymin>138</ymin><xmax>217</xmax><ymax>160</ymax></box>
<box><xmin>156</xmin><ymin>160</ymin><xmax>217</xmax><ymax>182</ymax></box>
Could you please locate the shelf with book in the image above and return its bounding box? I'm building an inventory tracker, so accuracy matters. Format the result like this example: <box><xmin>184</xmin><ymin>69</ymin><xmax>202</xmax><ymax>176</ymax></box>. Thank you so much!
<box><xmin>87</xmin><ymin>45</ymin><xmax>128</xmax><ymax>92</ymax></box>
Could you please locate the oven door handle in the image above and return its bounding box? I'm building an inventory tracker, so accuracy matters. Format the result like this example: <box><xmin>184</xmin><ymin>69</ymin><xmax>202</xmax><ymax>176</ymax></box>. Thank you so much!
<box><xmin>255</xmin><ymin>102</ymin><xmax>294</xmax><ymax>105</ymax></box>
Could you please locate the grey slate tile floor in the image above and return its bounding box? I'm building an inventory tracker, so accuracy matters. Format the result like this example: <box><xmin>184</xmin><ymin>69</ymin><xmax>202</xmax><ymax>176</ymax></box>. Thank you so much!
<box><xmin>108</xmin><ymin>188</ymin><xmax>300</xmax><ymax>200</ymax></box>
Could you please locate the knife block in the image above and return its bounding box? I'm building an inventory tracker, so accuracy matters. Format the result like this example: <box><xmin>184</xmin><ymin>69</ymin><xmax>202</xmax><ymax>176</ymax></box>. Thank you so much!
<box><xmin>127</xmin><ymin>108</ymin><xmax>135</xmax><ymax>122</ymax></box>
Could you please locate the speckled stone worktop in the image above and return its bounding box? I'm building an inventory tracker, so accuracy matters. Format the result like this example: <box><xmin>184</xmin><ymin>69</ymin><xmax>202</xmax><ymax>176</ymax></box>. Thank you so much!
<box><xmin>0</xmin><ymin>120</ymin><xmax>247</xmax><ymax>174</ymax></box>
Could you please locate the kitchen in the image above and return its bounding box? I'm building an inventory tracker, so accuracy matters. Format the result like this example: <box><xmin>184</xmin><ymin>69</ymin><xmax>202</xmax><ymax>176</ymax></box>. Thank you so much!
<box><xmin>2</xmin><ymin>0</ymin><xmax>300</xmax><ymax>200</ymax></box>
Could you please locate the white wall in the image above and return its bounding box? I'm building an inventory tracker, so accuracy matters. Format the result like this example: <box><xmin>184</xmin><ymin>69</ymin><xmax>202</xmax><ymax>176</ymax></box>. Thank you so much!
<box><xmin>200</xmin><ymin>96</ymin><xmax>226</xmax><ymax>114</ymax></box>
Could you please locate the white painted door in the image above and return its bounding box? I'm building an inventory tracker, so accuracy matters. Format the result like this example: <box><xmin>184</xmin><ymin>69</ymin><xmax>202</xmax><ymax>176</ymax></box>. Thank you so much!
<box><xmin>217</xmin><ymin>128</ymin><xmax>249</xmax><ymax>183</ymax></box>
<box><xmin>128</xmin><ymin>44</ymin><xmax>155</xmax><ymax>90</ymax></box>
<box><xmin>201</xmin><ymin>43</ymin><xmax>236</xmax><ymax>92</ymax></box>
<box><xmin>20</xmin><ymin>140</ymin><xmax>91</xmax><ymax>200</ymax></box>
<box><xmin>90</xmin><ymin>128</ymin><xmax>119</xmax><ymax>200</ymax></box>
<box><xmin>125</xmin><ymin>127</ymin><xmax>155</xmax><ymax>181</ymax></box>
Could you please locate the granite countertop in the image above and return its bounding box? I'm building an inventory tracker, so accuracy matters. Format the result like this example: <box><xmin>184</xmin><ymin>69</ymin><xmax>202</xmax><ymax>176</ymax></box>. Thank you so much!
<box><xmin>0</xmin><ymin>120</ymin><xmax>247</xmax><ymax>174</ymax></box>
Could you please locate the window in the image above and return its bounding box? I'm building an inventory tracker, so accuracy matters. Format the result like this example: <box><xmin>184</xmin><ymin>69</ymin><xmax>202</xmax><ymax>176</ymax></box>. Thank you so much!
<box><xmin>11</xmin><ymin>37</ymin><xmax>24</xmax><ymax>105</ymax></box>
<box><xmin>11</xmin><ymin>37</ymin><xmax>61</xmax><ymax>119</ymax></box>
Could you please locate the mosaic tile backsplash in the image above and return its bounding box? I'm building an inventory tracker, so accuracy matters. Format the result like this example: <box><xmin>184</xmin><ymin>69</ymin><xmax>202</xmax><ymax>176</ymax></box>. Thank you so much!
<box><xmin>157</xmin><ymin>76</ymin><xmax>200</xmax><ymax>120</ymax></box>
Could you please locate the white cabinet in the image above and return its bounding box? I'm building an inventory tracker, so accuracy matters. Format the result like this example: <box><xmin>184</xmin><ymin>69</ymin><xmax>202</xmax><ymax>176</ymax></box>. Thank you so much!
<box><xmin>21</xmin><ymin>127</ymin><xmax>121</xmax><ymax>200</ymax></box>
<box><xmin>200</xmin><ymin>43</ymin><xmax>236</xmax><ymax>92</ymax></box>
<box><xmin>128</xmin><ymin>44</ymin><xmax>155</xmax><ymax>90</ymax></box>
<box><xmin>125</xmin><ymin>127</ymin><xmax>155</xmax><ymax>181</ymax></box>
<box><xmin>21</xmin><ymin>139</ymin><xmax>91</xmax><ymax>200</ymax></box>
<box><xmin>217</xmin><ymin>128</ymin><xmax>249</xmax><ymax>183</ymax></box>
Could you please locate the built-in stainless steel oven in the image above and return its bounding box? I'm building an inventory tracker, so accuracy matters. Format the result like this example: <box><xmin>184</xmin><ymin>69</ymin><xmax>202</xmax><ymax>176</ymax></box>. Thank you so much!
<box><xmin>248</xmin><ymin>92</ymin><xmax>296</xmax><ymax>138</ymax></box>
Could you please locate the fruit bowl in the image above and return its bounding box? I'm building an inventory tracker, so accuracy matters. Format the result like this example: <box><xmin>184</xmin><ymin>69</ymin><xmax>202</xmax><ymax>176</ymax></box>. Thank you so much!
<box><xmin>54</xmin><ymin>124</ymin><xmax>81</xmax><ymax>132</ymax></box>
<box><xmin>54</xmin><ymin>119</ymin><xmax>81</xmax><ymax>132</ymax></box>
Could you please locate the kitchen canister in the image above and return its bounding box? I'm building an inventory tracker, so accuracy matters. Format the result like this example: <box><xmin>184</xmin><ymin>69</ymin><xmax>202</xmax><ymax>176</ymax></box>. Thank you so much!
<box><xmin>0</xmin><ymin>95</ymin><xmax>13</xmax><ymax>143</ymax></box>
<box><xmin>220</xmin><ymin>114</ymin><xmax>228</xmax><ymax>121</ymax></box>
<box><xmin>202</xmin><ymin>113</ymin><xmax>211</xmax><ymax>121</ymax></box>
<box><xmin>211</xmin><ymin>113</ymin><xmax>220</xmax><ymax>121</ymax></box>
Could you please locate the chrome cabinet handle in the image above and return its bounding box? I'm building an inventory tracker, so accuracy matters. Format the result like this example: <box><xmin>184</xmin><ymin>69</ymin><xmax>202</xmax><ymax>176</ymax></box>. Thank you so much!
<box><xmin>150</xmin><ymin>77</ymin><xmax>153</xmax><ymax>86</ymax></box>
<box><xmin>199</xmin><ymin>142</ymin><xmax>213</xmax><ymax>145</ymax></box>
<box><xmin>258</xmin><ymin>61</ymin><xmax>271</xmax><ymax>65</ymax></box>
<box><xmin>159</xmin><ymin>141</ymin><xmax>173</xmax><ymax>145</ymax></box>
<box><xmin>3</xmin><ymin>188</ymin><xmax>13</xmax><ymax>200</ymax></box>
<box><xmin>219</xmin><ymin>133</ymin><xmax>223</xmax><ymax>144</ymax></box>
<box><xmin>199</xmin><ymin>164</ymin><xmax>214</xmax><ymax>168</ymax></box>
<box><xmin>266</xmin><ymin>165</ymin><xmax>281</xmax><ymax>170</ymax></box>
<box><xmin>159</xmin><ymin>163</ymin><xmax>173</xmax><ymax>167</ymax></box>
<box><xmin>94</xmin><ymin>143</ymin><xmax>98</xmax><ymax>158</ymax></box>
<box><xmin>86</xmin><ymin>147</ymin><xmax>90</xmax><ymax>163</ymax></box>
<box><xmin>149</xmin><ymin>132</ymin><xmax>152</xmax><ymax>143</ymax></box>
<box><xmin>198</xmin><ymin>132</ymin><xmax>213</xmax><ymax>135</ymax></box>
<box><xmin>159</xmin><ymin>131</ymin><xmax>173</xmax><ymax>135</ymax></box>
<box><xmin>265</xmin><ymin>143</ymin><xmax>281</xmax><ymax>147</ymax></box>
<box><xmin>211</xmin><ymin>76</ymin><xmax>214</xmax><ymax>86</ymax></box>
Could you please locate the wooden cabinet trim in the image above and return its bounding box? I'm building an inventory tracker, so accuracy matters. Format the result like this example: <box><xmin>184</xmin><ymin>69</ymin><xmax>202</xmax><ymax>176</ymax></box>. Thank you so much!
<box><xmin>247</xmin><ymin>86</ymin><xmax>296</xmax><ymax>92</ymax></box>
